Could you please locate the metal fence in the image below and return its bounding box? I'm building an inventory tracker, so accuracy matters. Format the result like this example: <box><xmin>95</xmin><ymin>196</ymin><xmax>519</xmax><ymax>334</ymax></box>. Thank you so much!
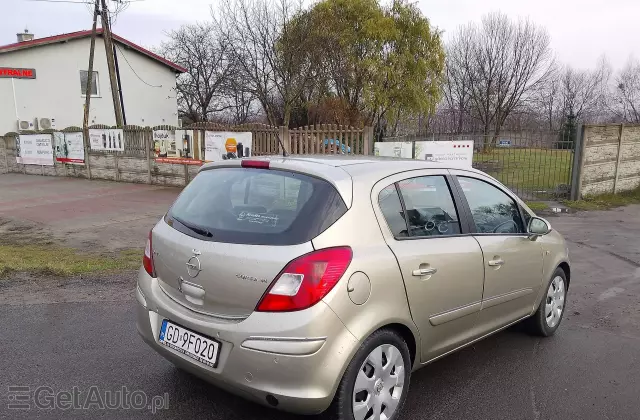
<box><xmin>383</xmin><ymin>130</ymin><xmax>576</xmax><ymax>200</ymax></box>
<box><xmin>472</xmin><ymin>131</ymin><xmax>575</xmax><ymax>200</ymax></box>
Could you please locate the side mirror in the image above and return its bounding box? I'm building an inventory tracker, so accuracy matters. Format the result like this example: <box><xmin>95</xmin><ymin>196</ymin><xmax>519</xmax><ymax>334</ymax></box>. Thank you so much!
<box><xmin>528</xmin><ymin>216</ymin><xmax>551</xmax><ymax>240</ymax></box>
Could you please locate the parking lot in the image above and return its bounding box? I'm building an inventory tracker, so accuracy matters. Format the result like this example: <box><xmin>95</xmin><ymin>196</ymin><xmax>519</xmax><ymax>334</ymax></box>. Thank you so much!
<box><xmin>0</xmin><ymin>174</ymin><xmax>177</xmax><ymax>251</ymax></box>
<box><xmin>1</xmin><ymin>174</ymin><xmax>640</xmax><ymax>419</ymax></box>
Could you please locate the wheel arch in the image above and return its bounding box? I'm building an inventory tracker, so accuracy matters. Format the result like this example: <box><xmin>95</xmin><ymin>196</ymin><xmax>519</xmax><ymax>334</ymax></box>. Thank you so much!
<box><xmin>558</xmin><ymin>261</ymin><xmax>571</xmax><ymax>288</ymax></box>
<box><xmin>530</xmin><ymin>259</ymin><xmax>571</xmax><ymax>317</ymax></box>
<box><xmin>376</xmin><ymin>322</ymin><xmax>418</xmax><ymax>368</ymax></box>
<box><xmin>324</xmin><ymin>321</ymin><xmax>418</xmax><ymax>418</ymax></box>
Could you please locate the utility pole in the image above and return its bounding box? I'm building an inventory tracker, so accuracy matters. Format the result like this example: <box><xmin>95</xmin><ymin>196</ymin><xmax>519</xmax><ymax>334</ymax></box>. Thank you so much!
<box><xmin>82</xmin><ymin>0</ymin><xmax>100</xmax><ymax>179</ymax></box>
<box><xmin>100</xmin><ymin>0</ymin><xmax>124</xmax><ymax>128</ymax></box>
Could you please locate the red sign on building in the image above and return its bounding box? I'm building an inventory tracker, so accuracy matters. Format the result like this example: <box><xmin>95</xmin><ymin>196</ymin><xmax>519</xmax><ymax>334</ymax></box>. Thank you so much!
<box><xmin>0</xmin><ymin>67</ymin><xmax>36</xmax><ymax>79</ymax></box>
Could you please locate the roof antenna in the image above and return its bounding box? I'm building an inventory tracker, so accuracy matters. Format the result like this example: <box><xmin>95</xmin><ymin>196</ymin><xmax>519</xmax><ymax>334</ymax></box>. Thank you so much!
<box><xmin>274</xmin><ymin>129</ymin><xmax>288</xmax><ymax>157</ymax></box>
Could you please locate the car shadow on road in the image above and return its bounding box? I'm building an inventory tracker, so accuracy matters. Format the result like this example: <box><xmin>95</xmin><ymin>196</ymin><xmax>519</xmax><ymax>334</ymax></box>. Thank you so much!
<box><xmin>157</xmin><ymin>324</ymin><xmax>537</xmax><ymax>420</ymax></box>
<box><xmin>163</xmin><ymin>366</ymin><xmax>305</xmax><ymax>420</ymax></box>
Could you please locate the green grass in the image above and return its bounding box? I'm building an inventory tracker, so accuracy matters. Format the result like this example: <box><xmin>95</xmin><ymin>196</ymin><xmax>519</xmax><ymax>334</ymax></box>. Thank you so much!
<box><xmin>0</xmin><ymin>245</ymin><xmax>142</xmax><ymax>277</ymax></box>
<box><xmin>474</xmin><ymin>149</ymin><xmax>573</xmax><ymax>195</ymax></box>
<box><xmin>562</xmin><ymin>187</ymin><xmax>640</xmax><ymax>211</ymax></box>
<box><xmin>525</xmin><ymin>201</ymin><xmax>549</xmax><ymax>212</ymax></box>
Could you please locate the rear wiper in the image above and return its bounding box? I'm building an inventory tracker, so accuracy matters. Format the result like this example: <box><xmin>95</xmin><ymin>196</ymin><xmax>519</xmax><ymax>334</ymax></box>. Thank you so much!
<box><xmin>172</xmin><ymin>216</ymin><xmax>213</xmax><ymax>238</ymax></box>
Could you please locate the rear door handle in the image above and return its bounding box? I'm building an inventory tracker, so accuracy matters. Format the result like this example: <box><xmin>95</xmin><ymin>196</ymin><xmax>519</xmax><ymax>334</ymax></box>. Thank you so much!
<box><xmin>412</xmin><ymin>267</ymin><xmax>438</xmax><ymax>276</ymax></box>
<box><xmin>488</xmin><ymin>258</ymin><xmax>504</xmax><ymax>267</ymax></box>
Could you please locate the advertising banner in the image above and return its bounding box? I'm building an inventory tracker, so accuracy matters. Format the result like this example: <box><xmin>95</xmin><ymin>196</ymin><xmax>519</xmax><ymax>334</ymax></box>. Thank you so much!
<box><xmin>53</xmin><ymin>132</ymin><xmax>85</xmax><ymax>164</ymax></box>
<box><xmin>414</xmin><ymin>140</ymin><xmax>474</xmax><ymax>169</ymax></box>
<box><xmin>89</xmin><ymin>129</ymin><xmax>124</xmax><ymax>151</ymax></box>
<box><xmin>153</xmin><ymin>129</ymin><xmax>200</xmax><ymax>165</ymax></box>
<box><xmin>204</xmin><ymin>131</ymin><xmax>252</xmax><ymax>162</ymax></box>
<box><xmin>16</xmin><ymin>134</ymin><xmax>54</xmax><ymax>166</ymax></box>
<box><xmin>374</xmin><ymin>142</ymin><xmax>413</xmax><ymax>159</ymax></box>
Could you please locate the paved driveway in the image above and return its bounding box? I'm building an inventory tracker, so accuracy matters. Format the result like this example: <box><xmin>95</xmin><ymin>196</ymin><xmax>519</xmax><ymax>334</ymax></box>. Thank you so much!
<box><xmin>1</xmin><ymin>174</ymin><xmax>639</xmax><ymax>419</ymax></box>
<box><xmin>0</xmin><ymin>174</ymin><xmax>178</xmax><ymax>250</ymax></box>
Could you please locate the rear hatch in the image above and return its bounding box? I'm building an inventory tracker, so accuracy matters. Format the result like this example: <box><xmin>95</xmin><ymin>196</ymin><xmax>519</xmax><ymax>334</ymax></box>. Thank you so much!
<box><xmin>152</xmin><ymin>164</ymin><xmax>348</xmax><ymax>318</ymax></box>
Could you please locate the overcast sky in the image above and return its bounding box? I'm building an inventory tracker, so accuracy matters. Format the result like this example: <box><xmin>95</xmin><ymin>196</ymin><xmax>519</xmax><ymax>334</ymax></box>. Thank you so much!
<box><xmin>1</xmin><ymin>0</ymin><xmax>638</xmax><ymax>70</ymax></box>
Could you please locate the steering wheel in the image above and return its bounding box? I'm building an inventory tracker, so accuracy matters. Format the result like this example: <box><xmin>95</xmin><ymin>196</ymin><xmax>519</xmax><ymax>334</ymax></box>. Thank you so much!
<box><xmin>437</xmin><ymin>221</ymin><xmax>450</xmax><ymax>234</ymax></box>
<box><xmin>424</xmin><ymin>218</ymin><xmax>451</xmax><ymax>234</ymax></box>
<box><xmin>424</xmin><ymin>220</ymin><xmax>437</xmax><ymax>232</ymax></box>
<box><xmin>492</xmin><ymin>219</ymin><xmax>517</xmax><ymax>234</ymax></box>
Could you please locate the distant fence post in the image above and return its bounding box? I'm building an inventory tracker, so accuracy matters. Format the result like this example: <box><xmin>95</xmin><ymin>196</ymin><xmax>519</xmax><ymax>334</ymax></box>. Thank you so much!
<box><xmin>278</xmin><ymin>126</ymin><xmax>290</xmax><ymax>155</ymax></box>
<box><xmin>612</xmin><ymin>123</ymin><xmax>624</xmax><ymax>194</ymax></box>
<box><xmin>570</xmin><ymin>124</ymin><xmax>585</xmax><ymax>200</ymax></box>
<box><xmin>145</xmin><ymin>130</ymin><xmax>152</xmax><ymax>184</ymax></box>
<box><xmin>82</xmin><ymin>130</ymin><xmax>93</xmax><ymax>180</ymax></box>
<box><xmin>14</xmin><ymin>134</ymin><xmax>26</xmax><ymax>174</ymax></box>
<box><xmin>363</xmin><ymin>126</ymin><xmax>373</xmax><ymax>155</ymax></box>
<box><xmin>1</xmin><ymin>136</ymin><xmax>8</xmax><ymax>174</ymax></box>
<box><xmin>193</xmin><ymin>130</ymin><xmax>201</xmax><ymax>161</ymax></box>
<box><xmin>114</xmin><ymin>151</ymin><xmax>120</xmax><ymax>182</ymax></box>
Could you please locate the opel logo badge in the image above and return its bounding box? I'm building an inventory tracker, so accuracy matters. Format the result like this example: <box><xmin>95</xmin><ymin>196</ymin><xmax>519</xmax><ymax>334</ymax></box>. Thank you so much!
<box><xmin>186</xmin><ymin>250</ymin><xmax>202</xmax><ymax>278</ymax></box>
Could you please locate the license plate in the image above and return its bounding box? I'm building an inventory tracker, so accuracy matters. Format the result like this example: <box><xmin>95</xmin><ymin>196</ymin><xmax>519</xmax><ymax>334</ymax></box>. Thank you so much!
<box><xmin>158</xmin><ymin>320</ymin><xmax>221</xmax><ymax>368</ymax></box>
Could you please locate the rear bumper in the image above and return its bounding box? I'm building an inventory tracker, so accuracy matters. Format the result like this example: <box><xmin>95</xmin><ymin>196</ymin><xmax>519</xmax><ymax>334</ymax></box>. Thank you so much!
<box><xmin>135</xmin><ymin>268</ymin><xmax>359</xmax><ymax>415</ymax></box>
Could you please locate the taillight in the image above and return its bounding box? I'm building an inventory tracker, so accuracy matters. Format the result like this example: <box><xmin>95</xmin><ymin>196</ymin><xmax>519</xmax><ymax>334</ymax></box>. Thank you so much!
<box><xmin>256</xmin><ymin>247</ymin><xmax>352</xmax><ymax>312</ymax></box>
<box><xmin>143</xmin><ymin>231</ymin><xmax>156</xmax><ymax>277</ymax></box>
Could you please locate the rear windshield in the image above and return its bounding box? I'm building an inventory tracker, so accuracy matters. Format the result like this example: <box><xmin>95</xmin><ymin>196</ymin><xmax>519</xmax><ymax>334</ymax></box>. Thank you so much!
<box><xmin>166</xmin><ymin>167</ymin><xmax>347</xmax><ymax>245</ymax></box>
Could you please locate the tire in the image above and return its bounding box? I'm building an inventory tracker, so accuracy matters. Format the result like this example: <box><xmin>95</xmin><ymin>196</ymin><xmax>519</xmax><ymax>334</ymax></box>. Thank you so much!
<box><xmin>526</xmin><ymin>267</ymin><xmax>568</xmax><ymax>336</ymax></box>
<box><xmin>324</xmin><ymin>329</ymin><xmax>412</xmax><ymax>420</ymax></box>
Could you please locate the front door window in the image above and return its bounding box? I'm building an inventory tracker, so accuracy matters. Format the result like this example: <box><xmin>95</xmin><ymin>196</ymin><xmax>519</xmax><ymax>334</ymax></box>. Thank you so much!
<box><xmin>458</xmin><ymin>177</ymin><xmax>524</xmax><ymax>234</ymax></box>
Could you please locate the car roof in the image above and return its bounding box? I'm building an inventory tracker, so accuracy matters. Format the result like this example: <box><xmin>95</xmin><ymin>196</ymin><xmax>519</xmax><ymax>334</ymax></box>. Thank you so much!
<box><xmin>267</xmin><ymin>154</ymin><xmax>431</xmax><ymax>167</ymax></box>
<box><xmin>199</xmin><ymin>155</ymin><xmax>489</xmax><ymax>208</ymax></box>
<box><xmin>249</xmin><ymin>154</ymin><xmax>487</xmax><ymax>178</ymax></box>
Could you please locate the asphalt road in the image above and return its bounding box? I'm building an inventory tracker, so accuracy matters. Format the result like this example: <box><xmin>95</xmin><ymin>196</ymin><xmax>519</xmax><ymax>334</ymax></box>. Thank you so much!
<box><xmin>2</xmin><ymin>205</ymin><xmax>640</xmax><ymax>419</ymax></box>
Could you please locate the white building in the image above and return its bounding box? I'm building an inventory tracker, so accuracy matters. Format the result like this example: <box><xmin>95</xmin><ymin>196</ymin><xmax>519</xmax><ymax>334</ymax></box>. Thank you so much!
<box><xmin>0</xmin><ymin>29</ymin><xmax>185</xmax><ymax>135</ymax></box>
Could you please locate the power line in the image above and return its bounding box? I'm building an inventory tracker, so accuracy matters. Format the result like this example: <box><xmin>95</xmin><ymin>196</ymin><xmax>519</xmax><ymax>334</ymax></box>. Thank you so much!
<box><xmin>22</xmin><ymin>0</ymin><xmax>145</xmax><ymax>4</ymax></box>
<box><xmin>114</xmin><ymin>42</ymin><xmax>163</xmax><ymax>88</ymax></box>
<box><xmin>23</xmin><ymin>0</ymin><xmax>145</xmax><ymax>22</ymax></box>
<box><xmin>24</xmin><ymin>0</ymin><xmax>91</xmax><ymax>3</ymax></box>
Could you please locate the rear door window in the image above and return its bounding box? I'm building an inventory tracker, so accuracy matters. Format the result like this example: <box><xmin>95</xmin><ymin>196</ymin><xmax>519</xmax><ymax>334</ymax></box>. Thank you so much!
<box><xmin>397</xmin><ymin>176</ymin><xmax>461</xmax><ymax>237</ymax></box>
<box><xmin>378</xmin><ymin>176</ymin><xmax>462</xmax><ymax>239</ymax></box>
<box><xmin>378</xmin><ymin>185</ymin><xmax>409</xmax><ymax>238</ymax></box>
<box><xmin>167</xmin><ymin>168</ymin><xmax>347</xmax><ymax>245</ymax></box>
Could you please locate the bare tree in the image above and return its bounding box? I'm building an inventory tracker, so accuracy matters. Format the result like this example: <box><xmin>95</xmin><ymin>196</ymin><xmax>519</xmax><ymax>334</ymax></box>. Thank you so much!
<box><xmin>227</xmin><ymin>84</ymin><xmax>260</xmax><ymax>124</ymax></box>
<box><xmin>526</xmin><ymin>57</ymin><xmax>610</xmax><ymax>129</ymax></box>
<box><xmin>559</xmin><ymin>59</ymin><xmax>610</xmax><ymax>122</ymax></box>
<box><xmin>530</xmin><ymin>61</ymin><xmax>563</xmax><ymax>130</ymax></box>
<box><xmin>213</xmin><ymin>0</ymin><xmax>319</xmax><ymax>127</ymax></box>
<box><xmin>443</xmin><ymin>29</ymin><xmax>473</xmax><ymax>134</ymax></box>
<box><xmin>159</xmin><ymin>23</ymin><xmax>235</xmax><ymax>122</ymax></box>
<box><xmin>612</xmin><ymin>58</ymin><xmax>640</xmax><ymax>123</ymax></box>
<box><xmin>449</xmin><ymin>13</ymin><xmax>553</xmax><ymax>147</ymax></box>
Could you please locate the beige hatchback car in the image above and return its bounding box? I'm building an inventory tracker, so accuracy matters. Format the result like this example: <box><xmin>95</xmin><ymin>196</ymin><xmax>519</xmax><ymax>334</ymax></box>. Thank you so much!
<box><xmin>136</xmin><ymin>155</ymin><xmax>570</xmax><ymax>420</ymax></box>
